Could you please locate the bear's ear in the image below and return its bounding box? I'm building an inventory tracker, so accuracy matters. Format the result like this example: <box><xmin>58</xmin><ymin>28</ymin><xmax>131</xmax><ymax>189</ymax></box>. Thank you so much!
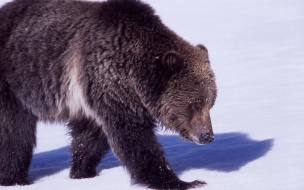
<box><xmin>197</xmin><ymin>44</ymin><xmax>210</xmax><ymax>65</ymax></box>
<box><xmin>197</xmin><ymin>44</ymin><xmax>208</xmax><ymax>53</ymax></box>
<box><xmin>162</xmin><ymin>51</ymin><xmax>184</xmax><ymax>72</ymax></box>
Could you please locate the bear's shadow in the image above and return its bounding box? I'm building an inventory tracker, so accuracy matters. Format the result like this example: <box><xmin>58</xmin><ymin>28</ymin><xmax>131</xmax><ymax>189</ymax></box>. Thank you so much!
<box><xmin>28</xmin><ymin>132</ymin><xmax>273</xmax><ymax>181</ymax></box>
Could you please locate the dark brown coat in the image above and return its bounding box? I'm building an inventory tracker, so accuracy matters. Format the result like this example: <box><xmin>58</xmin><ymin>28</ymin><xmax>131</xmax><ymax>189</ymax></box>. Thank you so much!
<box><xmin>0</xmin><ymin>0</ymin><xmax>217</xmax><ymax>188</ymax></box>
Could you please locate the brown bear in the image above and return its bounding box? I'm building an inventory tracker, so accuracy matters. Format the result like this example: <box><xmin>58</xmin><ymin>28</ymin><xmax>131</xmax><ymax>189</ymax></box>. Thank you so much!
<box><xmin>0</xmin><ymin>0</ymin><xmax>217</xmax><ymax>189</ymax></box>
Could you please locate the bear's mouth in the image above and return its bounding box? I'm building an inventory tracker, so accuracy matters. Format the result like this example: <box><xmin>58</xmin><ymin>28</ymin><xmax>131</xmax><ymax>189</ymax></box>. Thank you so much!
<box><xmin>181</xmin><ymin>133</ymin><xmax>206</xmax><ymax>145</ymax></box>
<box><xmin>179</xmin><ymin>129</ymin><xmax>192</xmax><ymax>140</ymax></box>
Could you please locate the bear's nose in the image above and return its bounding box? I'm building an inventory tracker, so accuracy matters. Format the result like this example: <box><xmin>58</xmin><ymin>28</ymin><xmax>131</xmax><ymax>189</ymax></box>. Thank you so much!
<box><xmin>199</xmin><ymin>133</ymin><xmax>214</xmax><ymax>144</ymax></box>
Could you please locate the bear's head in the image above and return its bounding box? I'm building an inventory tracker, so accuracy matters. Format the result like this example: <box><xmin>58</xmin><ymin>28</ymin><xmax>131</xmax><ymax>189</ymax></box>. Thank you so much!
<box><xmin>132</xmin><ymin>39</ymin><xmax>216</xmax><ymax>145</ymax></box>
<box><xmin>157</xmin><ymin>43</ymin><xmax>217</xmax><ymax>145</ymax></box>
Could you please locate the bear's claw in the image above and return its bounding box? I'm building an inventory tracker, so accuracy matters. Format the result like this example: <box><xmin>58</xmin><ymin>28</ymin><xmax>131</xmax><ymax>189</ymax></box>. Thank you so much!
<box><xmin>187</xmin><ymin>180</ymin><xmax>207</xmax><ymax>189</ymax></box>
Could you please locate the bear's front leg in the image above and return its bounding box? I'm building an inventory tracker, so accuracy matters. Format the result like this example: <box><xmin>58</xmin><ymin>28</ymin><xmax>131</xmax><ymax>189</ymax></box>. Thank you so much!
<box><xmin>101</xmin><ymin>107</ymin><xmax>205</xmax><ymax>189</ymax></box>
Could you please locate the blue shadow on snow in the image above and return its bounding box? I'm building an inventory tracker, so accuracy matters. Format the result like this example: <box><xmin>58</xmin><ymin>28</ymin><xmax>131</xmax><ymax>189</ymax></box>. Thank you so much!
<box><xmin>29</xmin><ymin>132</ymin><xmax>273</xmax><ymax>181</ymax></box>
<box><xmin>159</xmin><ymin>132</ymin><xmax>273</xmax><ymax>174</ymax></box>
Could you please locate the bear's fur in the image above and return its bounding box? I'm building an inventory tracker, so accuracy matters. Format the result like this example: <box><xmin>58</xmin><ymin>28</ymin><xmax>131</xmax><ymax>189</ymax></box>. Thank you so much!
<box><xmin>0</xmin><ymin>0</ymin><xmax>217</xmax><ymax>189</ymax></box>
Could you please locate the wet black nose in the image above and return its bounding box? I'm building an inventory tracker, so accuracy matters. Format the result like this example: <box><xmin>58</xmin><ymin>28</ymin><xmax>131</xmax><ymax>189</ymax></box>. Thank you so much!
<box><xmin>199</xmin><ymin>133</ymin><xmax>214</xmax><ymax>144</ymax></box>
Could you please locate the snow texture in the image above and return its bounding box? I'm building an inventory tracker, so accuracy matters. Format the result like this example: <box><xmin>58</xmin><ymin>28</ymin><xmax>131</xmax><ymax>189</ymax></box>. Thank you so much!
<box><xmin>1</xmin><ymin>0</ymin><xmax>304</xmax><ymax>189</ymax></box>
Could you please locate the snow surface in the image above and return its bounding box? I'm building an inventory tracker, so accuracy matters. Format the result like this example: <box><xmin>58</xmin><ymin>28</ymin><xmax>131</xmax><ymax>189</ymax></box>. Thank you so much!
<box><xmin>1</xmin><ymin>0</ymin><xmax>304</xmax><ymax>189</ymax></box>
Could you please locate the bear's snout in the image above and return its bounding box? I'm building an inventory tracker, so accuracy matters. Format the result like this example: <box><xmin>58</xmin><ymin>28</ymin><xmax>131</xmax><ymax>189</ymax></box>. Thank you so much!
<box><xmin>199</xmin><ymin>133</ymin><xmax>214</xmax><ymax>144</ymax></box>
<box><xmin>189</xmin><ymin>107</ymin><xmax>214</xmax><ymax>145</ymax></box>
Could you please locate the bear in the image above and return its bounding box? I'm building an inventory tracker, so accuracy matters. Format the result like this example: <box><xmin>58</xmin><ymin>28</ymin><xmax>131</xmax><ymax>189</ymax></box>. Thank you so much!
<box><xmin>0</xmin><ymin>0</ymin><xmax>217</xmax><ymax>189</ymax></box>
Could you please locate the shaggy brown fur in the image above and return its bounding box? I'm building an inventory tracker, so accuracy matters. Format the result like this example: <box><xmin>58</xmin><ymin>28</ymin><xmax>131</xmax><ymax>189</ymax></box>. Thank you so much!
<box><xmin>0</xmin><ymin>0</ymin><xmax>217</xmax><ymax>189</ymax></box>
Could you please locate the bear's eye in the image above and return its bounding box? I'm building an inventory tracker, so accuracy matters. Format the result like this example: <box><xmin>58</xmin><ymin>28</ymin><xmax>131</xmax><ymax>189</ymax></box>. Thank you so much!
<box><xmin>162</xmin><ymin>51</ymin><xmax>183</xmax><ymax>73</ymax></box>
<box><xmin>188</xmin><ymin>101</ymin><xmax>203</xmax><ymax>114</ymax></box>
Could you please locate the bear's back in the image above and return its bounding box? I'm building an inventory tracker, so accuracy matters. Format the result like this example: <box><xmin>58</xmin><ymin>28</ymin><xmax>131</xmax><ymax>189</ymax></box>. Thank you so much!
<box><xmin>0</xmin><ymin>0</ymin><xmax>165</xmax><ymax>122</ymax></box>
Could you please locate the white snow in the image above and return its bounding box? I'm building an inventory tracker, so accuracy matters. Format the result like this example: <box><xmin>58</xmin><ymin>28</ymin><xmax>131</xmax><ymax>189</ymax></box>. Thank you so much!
<box><xmin>1</xmin><ymin>0</ymin><xmax>304</xmax><ymax>189</ymax></box>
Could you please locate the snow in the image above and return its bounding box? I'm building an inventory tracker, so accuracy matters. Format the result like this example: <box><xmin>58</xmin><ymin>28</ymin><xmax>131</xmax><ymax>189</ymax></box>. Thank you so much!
<box><xmin>1</xmin><ymin>0</ymin><xmax>304</xmax><ymax>189</ymax></box>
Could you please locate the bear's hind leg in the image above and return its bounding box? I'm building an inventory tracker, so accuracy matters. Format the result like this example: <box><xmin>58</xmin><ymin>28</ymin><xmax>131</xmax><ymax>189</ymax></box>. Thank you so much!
<box><xmin>0</xmin><ymin>80</ymin><xmax>37</xmax><ymax>186</ymax></box>
<box><xmin>67</xmin><ymin>119</ymin><xmax>110</xmax><ymax>179</ymax></box>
